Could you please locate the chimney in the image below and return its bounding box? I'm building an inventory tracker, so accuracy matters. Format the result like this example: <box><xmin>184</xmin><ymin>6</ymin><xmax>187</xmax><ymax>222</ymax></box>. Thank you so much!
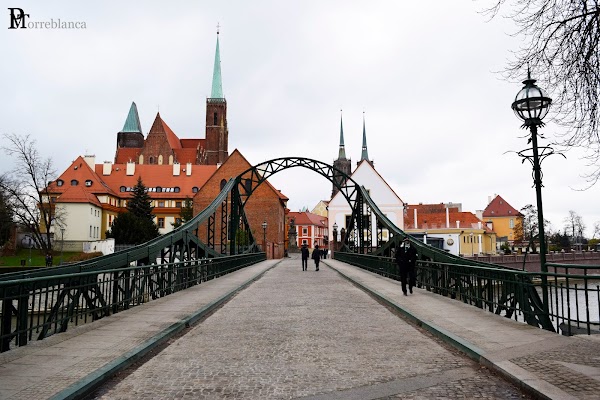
<box><xmin>456</xmin><ymin>221</ymin><xmax>460</xmax><ymax>228</ymax></box>
<box><xmin>173</xmin><ymin>162</ymin><xmax>180</xmax><ymax>176</ymax></box>
<box><xmin>126</xmin><ymin>161</ymin><xmax>135</xmax><ymax>176</ymax></box>
<box><xmin>445</xmin><ymin>207</ymin><xmax>450</xmax><ymax>228</ymax></box>
<box><xmin>413</xmin><ymin>209</ymin><xmax>418</xmax><ymax>229</ymax></box>
<box><xmin>103</xmin><ymin>161</ymin><xmax>112</xmax><ymax>176</ymax></box>
<box><xmin>476</xmin><ymin>210</ymin><xmax>483</xmax><ymax>220</ymax></box>
<box><xmin>186</xmin><ymin>162</ymin><xmax>192</xmax><ymax>176</ymax></box>
<box><xmin>84</xmin><ymin>155</ymin><xmax>95</xmax><ymax>169</ymax></box>
<box><xmin>478</xmin><ymin>221</ymin><xmax>482</xmax><ymax>230</ymax></box>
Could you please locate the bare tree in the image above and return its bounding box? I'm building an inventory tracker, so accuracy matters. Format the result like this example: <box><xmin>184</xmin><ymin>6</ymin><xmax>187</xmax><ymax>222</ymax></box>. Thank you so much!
<box><xmin>592</xmin><ymin>221</ymin><xmax>600</xmax><ymax>239</ymax></box>
<box><xmin>0</xmin><ymin>133</ymin><xmax>63</xmax><ymax>253</ymax></box>
<box><xmin>484</xmin><ymin>1</ymin><xmax>600</xmax><ymax>185</ymax></box>
<box><xmin>513</xmin><ymin>204</ymin><xmax>552</xmax><ymax>252</ymax></box>
<box><xmin>563</xmin><ymin>209</ymin><xmax>586</xmax><ymax>249</ymax></box>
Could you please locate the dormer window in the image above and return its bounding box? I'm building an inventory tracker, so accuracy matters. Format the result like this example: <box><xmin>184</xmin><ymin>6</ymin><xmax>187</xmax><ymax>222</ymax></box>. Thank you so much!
<box><xmin>156</xmin><ymin>187</ymin><xmax>162</xmax><ymax>193</ymax></box>
<box><xmin>192</xmin><ymin>186</ymin><xmax>199</xmax><ymax>193</ymax></box>
<box><xmin>56</xmin><ymin>179</ymin><xmax>64</xmax><ymax>187</ymax></box>
<box><xmin>120</xmin><ymin>186</ymin><xmax>126</xmax><ymax>192</ymax></box>
<box><xmin>174</xmin><ymin>187</ymin><xmax>180</xmax><ymax>193</ymax></box>
<box><xmin>85</xmin><ymin>180</ymin><xmax>93</xmax><ymax>187</ymax></box>
<box><xmin>70</xmin><ymin>179</ymin><xmax>79</xmax><ymax>186</ymax></box>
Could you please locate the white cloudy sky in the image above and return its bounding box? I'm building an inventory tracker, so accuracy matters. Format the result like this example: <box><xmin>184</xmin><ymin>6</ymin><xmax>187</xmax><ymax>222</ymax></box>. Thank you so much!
<box><xmin>1</xmin><ymin>1</ymin><xmax>599</xmax><ymax>236</ymax></box>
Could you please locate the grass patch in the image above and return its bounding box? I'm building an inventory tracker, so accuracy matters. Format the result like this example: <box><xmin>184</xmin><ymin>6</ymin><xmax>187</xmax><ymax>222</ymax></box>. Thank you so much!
<box><xmin>0</xmin><ymin>249</ymin><xmax>94</xmax><ymax>267</ymax></box>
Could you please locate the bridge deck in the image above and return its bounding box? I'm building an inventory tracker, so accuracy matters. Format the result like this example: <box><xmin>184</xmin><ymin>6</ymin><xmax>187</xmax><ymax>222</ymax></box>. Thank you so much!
<box><xmin>1</xmin><ymin>257</ymin><xmax>598</xmax><ymax>399</ymax></box>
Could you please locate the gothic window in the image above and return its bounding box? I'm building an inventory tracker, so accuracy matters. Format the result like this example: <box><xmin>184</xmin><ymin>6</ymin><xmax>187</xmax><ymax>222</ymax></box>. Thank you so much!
<box><xmin>213</xmin><ymin>112</ymin><xmax>218</xmax><ymax>125</ymax></box>
<box><xmin>220</xmin><ymin>179</ymin><xmax>227</xmax><ymax>190</ymax></box>
<box><xmin>149</xmin><ymin>156</ymin><xmax>154</xmax><ymax>164</ymax></box>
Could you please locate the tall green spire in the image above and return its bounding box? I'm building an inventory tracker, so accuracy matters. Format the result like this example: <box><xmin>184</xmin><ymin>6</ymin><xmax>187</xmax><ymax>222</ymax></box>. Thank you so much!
<box><xmin>122</xmin><ymin>102</ymin><xmax>142</xmax><ymax>133</ymax></box>
<box><xmin>210</xmin><ymin>30</ymin><xmax>224</xmax><ymax>99</ymax></box>
<box><xmin>338</xmin><ymin>110</ymin><xmax>347</xmax><ymax>160</ymax></box>
<box><xmin>361</xmin><ymin>112</ymin><xmax>369</xmax><ymax>161</ymax></box>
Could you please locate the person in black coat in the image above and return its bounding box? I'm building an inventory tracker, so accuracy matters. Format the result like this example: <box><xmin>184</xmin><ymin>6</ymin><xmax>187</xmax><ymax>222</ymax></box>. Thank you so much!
<box><xmin>300</xmin><ymin>243</ymin><xmax>309</xmax><ymax>271</ymax></box>
<box><xmin>395</xmin><ymin>237</ymin><xmax>417</xmax><ymax>295</ymax></box>
<box><xmin>312</xmin><ymin>244</ymin><xmax>321</xmax><ymax>271</ymax></box>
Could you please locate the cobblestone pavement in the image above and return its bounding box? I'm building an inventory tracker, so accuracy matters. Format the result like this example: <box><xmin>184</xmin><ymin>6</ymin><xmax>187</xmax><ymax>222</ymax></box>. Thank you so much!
<box><xmin>92</xmin><ymin>256</ymin><xmax>529</xmax><ymax>399</ymax></box>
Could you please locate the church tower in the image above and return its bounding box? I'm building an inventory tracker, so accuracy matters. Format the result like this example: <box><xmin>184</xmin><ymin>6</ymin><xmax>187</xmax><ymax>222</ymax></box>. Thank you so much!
<box><xmin>205</xmin><ymin>29</ymin><xmax>229</xmax><ymax>165</ymax></box>
<box><xmin>332</xmin><ymin>112</ymin><xmax>352</xmax><ymax>197</ymax></box>
<box><xmin>116</xmin><ymin>102</ymin><xmax>144</xmax><ymax>150</ymax></box>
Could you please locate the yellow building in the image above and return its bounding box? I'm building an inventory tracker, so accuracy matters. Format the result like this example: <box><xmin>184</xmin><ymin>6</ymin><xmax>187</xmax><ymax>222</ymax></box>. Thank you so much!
<box><xmin>481</xmin><ymin>195</ymin><xmax>523</xmax><ymax>245</ymax></box>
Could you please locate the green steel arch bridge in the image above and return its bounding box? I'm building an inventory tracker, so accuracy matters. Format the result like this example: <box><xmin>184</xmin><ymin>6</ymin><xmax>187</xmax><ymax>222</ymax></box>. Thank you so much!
<box><xmin>2</xmin><ymin>157</ymin><xmax>598</xmax><ymax>352</ymax></box>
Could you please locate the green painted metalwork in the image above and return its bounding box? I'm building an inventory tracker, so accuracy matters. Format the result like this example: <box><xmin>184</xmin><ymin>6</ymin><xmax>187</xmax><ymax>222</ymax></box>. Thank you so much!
<box><xmin>121</xmin><ymin>102</ymin><xmax>142</xmax><ymax>133</ymax></box>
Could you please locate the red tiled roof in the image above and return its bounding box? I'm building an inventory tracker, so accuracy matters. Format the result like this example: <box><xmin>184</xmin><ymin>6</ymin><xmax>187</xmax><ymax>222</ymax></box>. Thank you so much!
<box><xmin>95</xmin><ymin>163</ymin><xmax>217</xmax><ymax>199</ymax></box>
<box><xmin>114</xmin><ymin>148</ymin><xmax>142</xmax><ymax>164</ymax></box>
<box><xmin>58</xmin><ymin>185</ymin><xmax>102</xmax><ymax>207</ymax></box>
<box><xmin>404</xmin><ymin>204</ymin><xmax>492</xmax><ymax>232</ymax></box>
<box><xmin>482</xmin><ymin>195</ymin><xmax>523</xmax><ymax>218</ymax></box>
<box><xmin>174</xmin><ymin>148</ymin><xmax>198</xmax><ymax>164</ymax></box>
<box><xmin>180</xmin><ymin>139</ymin><xmax>202</xmax><ymax>148</ymax></box>
<box><xmin>46</xmin><ymin>156</ymin><xmax>117</xmax><ymax>197</ymax></box>
<box><xmin>289</xmin><ymin>211</ymin><xmax>327</xmax><ymax>227</ymax></box>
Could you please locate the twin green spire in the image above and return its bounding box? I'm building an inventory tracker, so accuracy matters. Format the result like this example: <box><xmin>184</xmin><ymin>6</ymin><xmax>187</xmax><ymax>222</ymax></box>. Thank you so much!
<box><xmin>338</xmin><ymin>111</ymin><xmax>347</xmax><ymax>160</ymax></box>
<box><xmin>361</xmin><ymin>113</ymin><xmax>369</xmax><ymax>161</ymax></box>
<box><xmin>210</xmin><ymin>30</ymin><xmax>224</xmax><ymax>99</ymax></box>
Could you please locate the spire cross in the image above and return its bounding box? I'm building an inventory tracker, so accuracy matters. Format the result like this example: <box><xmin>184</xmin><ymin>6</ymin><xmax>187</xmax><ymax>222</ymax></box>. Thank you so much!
<box><xmin>216</xmin><ymin>22</ymin><xmax>220</xmax><ymax>34</ymax></box>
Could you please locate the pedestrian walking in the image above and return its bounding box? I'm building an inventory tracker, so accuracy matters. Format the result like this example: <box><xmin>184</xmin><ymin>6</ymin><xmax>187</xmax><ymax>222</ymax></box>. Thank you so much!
<box><xmin>45</xmin><ymin>253</ymin><xmax>53</xmax><ymax>267</ymax></box>
<box><xmin>312</xmin><ymin>244</ymin><xmax>321</xmax><ymax>271</ymax></box>
<box><xmin>395</xmin><ymin>237</ymin><xmax>417</xmax><ymax>295</ymax></box>
<box><xmin>301</xmin><ymin>243</ymin><xmax>309</xmax><ymax>271</ymax></box>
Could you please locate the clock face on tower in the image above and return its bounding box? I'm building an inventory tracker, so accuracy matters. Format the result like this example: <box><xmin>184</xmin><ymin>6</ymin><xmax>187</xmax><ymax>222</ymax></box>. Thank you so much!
<box><xmin>447</xmin><ymin>238</ymin><xmax>454</xmax><ymax>246</ymax></box>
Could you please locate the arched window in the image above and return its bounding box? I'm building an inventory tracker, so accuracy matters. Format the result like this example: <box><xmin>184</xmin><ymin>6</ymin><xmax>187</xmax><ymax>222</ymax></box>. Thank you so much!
<box><xmin>220</xmin><ymin>179</ymin><xmax>227</xmax><ymax>190</ymax></box>
<box><xmin>149</xmin><ymin>156</ymin><xmax>154</xmax><ymax>164</ymax></box>
<box><xmin>192</xmin><ymin>186</ymin><xmax>199</xmax><ymax>193</ymax></box>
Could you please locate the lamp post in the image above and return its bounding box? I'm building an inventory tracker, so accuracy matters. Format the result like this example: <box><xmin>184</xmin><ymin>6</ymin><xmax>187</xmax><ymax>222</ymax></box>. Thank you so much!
<box><xmin>332</xmin><ymin>222</ymin><xmax>338</xmax><ymax>255</ymax></box>
<box><xmin>262</xmin><ymin>221</ymin><xmax>267</xmax><ymax>253</ymax></box>
<box><xmin>60</xmin><ymin>228</ymin><xmax>65</xmax><ymax>266</ymax></box>
<box><xmin>470</xmin><ymin>232</ymin><xmax>474</xmax><ymax>256</ymax></box>
<box><xmin>511</xmin><ymin>69</ymin><xmax>553</xmax><ymax>317</ymax></box>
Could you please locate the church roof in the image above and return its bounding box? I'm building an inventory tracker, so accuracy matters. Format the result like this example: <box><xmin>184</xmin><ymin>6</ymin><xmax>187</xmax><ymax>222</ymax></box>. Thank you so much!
<box><xmin>121</xmin><ymin>102</ymin><xmax>142</xmax><ymax>133</ymax></box>
<box><xmin>148</xmin><ymin>113</ymin><xmax>182</xmax><ymax>150</ymax></box>
<box><xmin>211</xmin><ymin>32</ymin><xmax>224</xmax><ymax>99</ymax></box>
<box><xmin>115</xmin><ymin>148</ymin><xmax>141</xmax><ymax>164</ymax></box>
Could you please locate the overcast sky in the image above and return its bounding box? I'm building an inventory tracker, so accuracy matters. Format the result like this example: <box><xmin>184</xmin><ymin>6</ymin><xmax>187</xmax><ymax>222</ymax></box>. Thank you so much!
<box><xmin>2</xmin><ymin>1</ymin><xmax>599</xmax><ymax>237</ymax></box>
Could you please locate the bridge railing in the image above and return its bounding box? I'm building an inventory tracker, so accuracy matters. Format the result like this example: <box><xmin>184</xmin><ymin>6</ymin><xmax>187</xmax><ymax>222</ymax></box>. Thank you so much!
<box><xmin>335</xmin><ymin>253</ymin><xmax>600</xmax><ymax>335</ymax></box>
<box><xmin>0</xmin><ymin>253</ymin><xmax>265</xmax><ymax>352</ymax></box>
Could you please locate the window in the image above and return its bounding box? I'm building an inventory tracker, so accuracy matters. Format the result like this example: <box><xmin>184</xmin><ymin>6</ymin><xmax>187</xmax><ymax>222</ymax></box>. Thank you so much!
<box><xmin>509</xmin><ymin>219</ymin><xmax>514</xmax><ymax>228</ymax></box>
<box><xmin>244</xmin><ymin>179</ymin><xmax>252</xmax><ymax>194</ymax></box>
<box><xmin>50</xmin><ymin>197</ymin><xmax>57</xmax><ymax>203</ymax></box>
<box><xmin>158</xmin><ymin>201</ymin><xmax>165</xmax><ymax>208</ymax></box>
<box><xmin>174</xmin><ymin>187</ymin><xmax>180</xmax><ymax>193</ymax></box>
<box><xmin>149</xmin><ymin>156</ymin><xmax>155</xmax><ymax>164</ymax></box>
<box><xmin>302</xmin><ymin>227</ymin><xmax>308</xmax><ymax>235</ymax></box>
<box><xmin>70</xmin><ymin>179</ymin><xmax>79</xmax><ymax>186</ymax></box>
<box><xmin>56</xmin><ymin>179</ymin><xmax>63</xmax><ymax>187</ymax></box>
<box><xmin>85</xmin><ymin>180</ymin><xmax>93</xmax><ymax>187</ymax></box>
<box><xmin>158</xmin><ymin>217</ymin><xmax>165</xmax><ymax>228</ymax></box>
<box><xmin>120</xmin><ymin>186</ymin><xmax>126</xmax><ymax>192</ymax></box>
<box><xmin>220</xmin><ymin>179</ymin><xmax>227</xmax><ymax>190</ymax></box>
<box><xmin>302</xmin><ymin>239</ymin><xmax>308</xmax><ymax>245</ymax></box>
<box><xmin>192</xmin><ymin>186</ymin><xmax>199</xmax><ymax>193</ymax></box>
<box><xmin>156</xmin><ymin>187</ymin><xmax>162</xmax><ymax>193</ymax></box>
<box><xmin>213</xmin><ymin>112</ymin><xmax>218</xmax><ymax>125</ymax></box>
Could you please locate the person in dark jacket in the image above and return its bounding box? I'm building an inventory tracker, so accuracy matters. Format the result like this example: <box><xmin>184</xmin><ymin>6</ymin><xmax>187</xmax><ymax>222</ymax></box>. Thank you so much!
<box><xmin>312</xmin><ymin>244</ymin><xmax>321</xmax><ymax>271</ymax></box>
<box><xmin>395</xmin><ymin>237</ymin><xmax>417</xmax><ymax>295</ymax></box>
<box><xmin>300</xmin><ymin>243</ymin><xmax>309</xmax><ymax>271</ymax></box>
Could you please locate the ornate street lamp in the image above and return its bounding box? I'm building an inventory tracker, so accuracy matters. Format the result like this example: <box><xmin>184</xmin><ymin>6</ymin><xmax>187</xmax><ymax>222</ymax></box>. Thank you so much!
<box><xmin>511</xmin><ymin>69</ymin><xmax>553</xmax><ymax>317</ymax></box>
<box><xmin>261</xmin><ymin>221</ymin><xmax>267</xmax><ymax>253</ymax></box>
<box><xmin>332</xmin><ymin>222</ymin><xmax>338</xmax><ymax>255</ymax></box>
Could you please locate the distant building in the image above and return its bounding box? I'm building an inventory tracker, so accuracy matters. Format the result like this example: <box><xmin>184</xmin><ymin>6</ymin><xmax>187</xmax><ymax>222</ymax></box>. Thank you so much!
<box><xmin>404</xmin><ymin>203</ymin><xmax>497</xmax><ymax>256</ymax></box>
<box><xmin>311</xmin><ymin>200</ymin><xmax>329</xmax><ymax>217</ymax></box>
<box><xmin>288</xmin><ymin>211</ymin><xmax>328</xmax><ymax>249</ymax></box>
<box><xmin>480</xmin><ymin>194</ymin><xmax>523</xmax><ymax>247</ymax></box>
